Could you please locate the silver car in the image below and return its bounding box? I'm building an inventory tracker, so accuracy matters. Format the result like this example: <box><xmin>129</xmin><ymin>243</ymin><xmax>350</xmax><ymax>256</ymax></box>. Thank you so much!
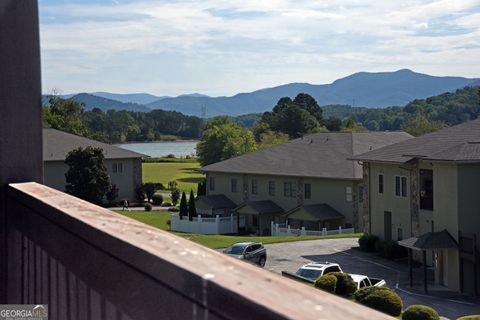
<box><xmin>223</xmin><ymin>242</ymin><xmax>267</xmax><ymax>267</ymax></box>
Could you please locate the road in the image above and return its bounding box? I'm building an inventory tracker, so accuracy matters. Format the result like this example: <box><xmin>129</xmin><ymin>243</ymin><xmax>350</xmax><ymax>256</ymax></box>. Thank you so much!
<box><xmin>264</xmin><ymin>238</ymin><xmax>480</xmax><ymax>320</ymax></box>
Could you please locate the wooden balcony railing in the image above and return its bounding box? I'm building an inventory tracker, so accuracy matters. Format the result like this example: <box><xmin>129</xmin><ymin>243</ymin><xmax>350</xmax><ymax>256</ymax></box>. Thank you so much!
<box><xmin>3</xmin><ymin>182</ymin><xmax>392</xmax><ymax>320</ymax></box>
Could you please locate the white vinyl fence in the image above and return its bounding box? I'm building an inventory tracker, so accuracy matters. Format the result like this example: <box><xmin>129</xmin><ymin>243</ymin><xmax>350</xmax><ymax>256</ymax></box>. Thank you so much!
<box><xmin>171</xmin><ymin>213</ymin><xmax>245</xmax><ymax>235</ymax></box>
<box><xmin>271</xmin><ymin>222</ymin><xmax>354</xmax><ymax>237</ymax></box>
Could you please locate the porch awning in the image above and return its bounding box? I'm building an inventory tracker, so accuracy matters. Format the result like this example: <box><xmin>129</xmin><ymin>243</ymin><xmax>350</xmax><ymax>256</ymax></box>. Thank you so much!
<box><xmin>283</xmin><ymin>203</ymin><xmax>344</xmax><ymax>222</ymax></box>
<box><xmin>235</xmin><ymin>200</ymin><xmax>284</xmax><ymax>215</ymax></box>
<box><xmin>195</xmin><ymin>195</ymin><xmax>236</xmax><ymax>210</ymax></box>
<box><xmin>398</xmin><ymin>229</ymin><xmax>458</xmax><ymax>251</ymax></box>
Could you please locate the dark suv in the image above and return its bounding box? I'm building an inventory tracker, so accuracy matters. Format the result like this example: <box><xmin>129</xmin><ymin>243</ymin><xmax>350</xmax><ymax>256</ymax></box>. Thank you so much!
<box><xmin>223</xmin><ymin>242</ymin><xmax>267</xmax><ymax>267</ymax></box>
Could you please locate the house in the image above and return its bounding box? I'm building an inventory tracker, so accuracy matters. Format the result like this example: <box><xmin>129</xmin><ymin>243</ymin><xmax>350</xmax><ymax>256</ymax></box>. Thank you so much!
<box><xmin>352</xmin><ymin>119</ymin><xmax>480</xmax><ymax>294</ymax></box>
<box><xmin>43</xmin><ymin>128</ymin><xmax>145</xmax><ymax>202</ymax></box>
<box><xmin>199</xmin><ymin>131</ymin><xmax>412</xmax><ymax>235</ymax></box>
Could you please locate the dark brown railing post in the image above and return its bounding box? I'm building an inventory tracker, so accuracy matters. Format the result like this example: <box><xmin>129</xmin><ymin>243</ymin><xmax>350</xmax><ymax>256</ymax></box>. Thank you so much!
<box><xmin>0</xmin><ymin>0</ymin><xmax>43</xmax><ymax>303</ymax></box>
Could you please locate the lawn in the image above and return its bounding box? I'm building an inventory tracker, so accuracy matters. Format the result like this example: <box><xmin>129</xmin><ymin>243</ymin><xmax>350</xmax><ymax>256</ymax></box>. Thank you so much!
<box><xmin>142</xmin><ymin>161</ymin><xmax>204</xmax><ymax>193</ymax></box>
<box><xmin>115</xmin><ymin>210</ymin><xmax>362</xmax><ymax>249</ymax></box>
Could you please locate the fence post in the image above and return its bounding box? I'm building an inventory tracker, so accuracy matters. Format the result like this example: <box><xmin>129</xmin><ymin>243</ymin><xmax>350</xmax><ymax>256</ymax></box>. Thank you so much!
<box><xmin>301</xmin><ymin>226</ymin><xmax>306</xmax><ymax>236</ymax></box>
<box><xmin>339</xmin><ymin>226</ymin><xmax>342</xmax><ymax>234</ymax></box>
<box><xmin>197</xmin><ymin>215</ymin><xmax>202</xmax><ymax>234</ymax></box>
<box><xmin>231</xmin><ymin>213</ymin><xmax>235</xmax><ymax>233</ymax></box>
<box><xmin>287</xmin><ymin>225</ymin><xmax>291</xmax><ymax>236</ymax></box>
<box><xmin>216</xmin><ymin>215</ymin><xmax>220</xmax><ymax>235</ymax></box>
<box><xmin>322</xmin><ymin>228</ymin><xmax>327</xmax><ymax>236</ymax></box>
<box><xmin>271</xmin><ymin>221</ymin><xmax>275</xmax><ymax>236</ymax></box>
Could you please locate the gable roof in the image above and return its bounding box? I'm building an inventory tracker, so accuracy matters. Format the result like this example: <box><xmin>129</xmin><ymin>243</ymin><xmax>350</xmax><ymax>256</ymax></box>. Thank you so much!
<box><xmin>200</xmin><ymin>132</ymin><xmax>412</xmax><ymax>180</ymax></box>
<box><xmin>235</xmin><ymin>200</ymin><xmax>284</xmax><ymax>215</ymax></box>
<box><xmin>352</xmin><ymin>119</ymin><xmax>480</xmax><ymax>164</ymax></box>
<box><xmin>43</xmin><ymin>129</ymin><xmax>146</xmax><ymax>161</ymax></box>
<box><xmin>195</xmin><ymin>194</ymin><xmax>237</xmax><ymax>209</ymax></box>
<box><xmin>284</xmin><ymin>203</ymin><xmax>344</xmax><ymax>222</ymax></box>
<box><xmin>398</xmin><ymin>230</ymin><xmax>458</xmax><ymax>251</ymax></box>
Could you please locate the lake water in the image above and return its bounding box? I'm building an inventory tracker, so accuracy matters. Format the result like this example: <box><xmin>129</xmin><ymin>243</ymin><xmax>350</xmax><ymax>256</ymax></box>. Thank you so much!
<box><xmin>116</xmin><ymin>141</ymin><xmax>197</xmax><ymax>158</ymax></box>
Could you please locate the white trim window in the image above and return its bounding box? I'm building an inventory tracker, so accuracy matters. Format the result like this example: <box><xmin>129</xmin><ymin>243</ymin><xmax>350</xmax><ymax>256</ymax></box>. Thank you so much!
<box><xmin>378</xmin><ymin>173</ymin><xmax>384</xmax><ymax>194</ymax></box>
<box><xmin>284</xmin><ymin>182</ymin><xmax>297</xmax><ymax>198</ymax></box>
<box><xmin>345</xmin><ymin>186</ymin><xmax>353</xmax><ymax>202</ymax></box>
<box><xmin>395</xmin><ymin>175</ymin><xmax>408</xmax><ymax>197</ymax></box>
<box><xmin>268</xmin><ymin>181</ymin><xmax>275</xmax><ymax>196</ymax></box>
<box><xmin>304</xmin><ymin>183</ymin><xmax>311</xmax><ymax>199</ymax></box>
<box><xmin>112</xmin><ymin>162</ymin><xmax>123</xmax><ymax>174</ymax></box>
<box><xmin>209</xmin><ymin>176</ymin><xmax>215</xmax><ymax>191</ymax></box>
<box><xmin>231</xmin><ymin>178</ymin><xmax>237</xmax><ymax>193</ymax></box>
<box><xmin>251</xmin><ymin>179</ymin><xmax>258</xmax><ymax>195</ymax></box>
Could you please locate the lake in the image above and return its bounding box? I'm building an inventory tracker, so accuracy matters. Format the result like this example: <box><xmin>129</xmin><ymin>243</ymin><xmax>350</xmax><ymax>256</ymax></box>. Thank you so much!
<box><xmin>116</xmin><ymin>141</ymin><xmax>197</xmax><ymax>158</ymax></box>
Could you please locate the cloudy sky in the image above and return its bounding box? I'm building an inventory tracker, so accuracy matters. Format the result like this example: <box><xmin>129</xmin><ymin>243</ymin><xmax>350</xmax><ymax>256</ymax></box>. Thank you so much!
<box><xmin>39</xmin><ymin>0</ymin><xmax>480</xmax><ymax>97</ymax></box>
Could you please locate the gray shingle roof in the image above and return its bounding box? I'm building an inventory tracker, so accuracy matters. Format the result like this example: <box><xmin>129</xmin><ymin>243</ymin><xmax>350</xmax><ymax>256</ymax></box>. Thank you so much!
<box><xmin>200</xmin><ymin>132</ymin><xmax>411</xmax><ymax>180</ymax></box>
<box><xmin>195</xmin><ymin>194</ymin><xmax>237</xmax><ymax>209</ymax></box>
<box><xmin>285</xmin><ymin>203</ymin><xmax>344</xmax><ymax>221</ymax></box>
<box><xmin>43</xmin><ymin>129</ymin><xmax>145</xmax><ymax>161</ymax></box>
<box><xmin>398</xmin><ymin>230</ymin><xmax>458</xmax><ymax>250</ymax></box>
<box><xmin>235</xmin><ymin>200</ymin><xmax>284</xmax><ymax>214</ymax></box>
<box><xmin>352</xmin><ymin>119</ymin><xmax>480</xmax><ymax>163</ymax></box>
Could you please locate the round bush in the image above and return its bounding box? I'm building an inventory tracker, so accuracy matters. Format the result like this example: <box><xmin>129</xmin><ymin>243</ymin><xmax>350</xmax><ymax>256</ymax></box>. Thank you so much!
<box><xmin>457</xmin><ymin>316</ymin><xmax>480</xmax><ymax>320</ymax></box>
<box><xmin>359</xmin><ymin>234</ymin><xmax>379</xmax><ymax>252</ymax></box>
<box><xmin>328</xmin><ymin>272</ymin><xmax>357</xmax><ymax>297</ymax></box>
<box><xmin>144</xmin><ymin>203</ymin><xmax>152</xmax><ymax>212</ymax></box>
<box><xmin>358</xmin><ymin>288</ymin><xmax>403</xmax><ymax>317</ymax></box>
<box><xmin>402</xmin><ymin>305</ymin><xmax>439</xmax><ymax>320</ymax></box>
<box><xmin>162</xmin><ymin>202</ymin><xmax>172</xmax><ymax>207</ymax></box>
<box><xmin>152</xmin><ymin>194</ymin><xmax>164</xmax><ymax>206</ymax></box>
<box><xmin>354</xmin><ymin>286</ymin><xmax>390</xmax><ymax>302</ymax></box>
<box><xmin>314</xmin><ymin>274</ymin><xmax>337</xmax><ymax>293</ymax></box>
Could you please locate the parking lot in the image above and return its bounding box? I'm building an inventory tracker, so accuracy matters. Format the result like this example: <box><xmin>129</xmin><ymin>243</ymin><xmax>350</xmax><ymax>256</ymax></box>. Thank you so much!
<box><xmin>264</xmin><ymin>238</ymin><xmax>480</xmax><ymax>319</ymax></box>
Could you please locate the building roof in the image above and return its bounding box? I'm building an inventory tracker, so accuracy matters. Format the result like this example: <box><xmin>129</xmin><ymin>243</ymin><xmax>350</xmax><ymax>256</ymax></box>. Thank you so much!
<box><xmin>284</xmin><ymin>203</ymin><xmax>345</xmax><ymax>221</ymax></box>
<box><xmin>195</xmin><ymin>194</ymin><xmax>237</xmax><ymax>209</ymax></box>
<box><xmin>352</xmin><ymin>119</ymin><xmax>480</xmax><ymax>164</ymax></box>
<box><xmin>43</xmin><ymin>129</ymin><xmax>146</xmax><ymax>161</ymax></box>
<box><xmin>235</xmin><ymin>200</ymin><xmax>284</xmax><ymax>215</ymax></box>
<box><xmin>200</xmin><ymin>132</ymin><xmax>412</xmax><ymax>180</ymax></box>
<box><xmin>398</xmin><ymin>230</ymin><xmax>458</xmax><ymax>251</ymax></box>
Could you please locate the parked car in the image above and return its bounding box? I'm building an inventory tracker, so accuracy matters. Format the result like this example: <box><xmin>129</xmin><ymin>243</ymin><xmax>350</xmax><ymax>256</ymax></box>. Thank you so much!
<box><xmin>283</xmin><ymin>262</ymin><xmax>343</xmax><ymax>282</ymax></box>
<box><xmin>223</xmin><ymin>242</ymin><xmax>267</xmax><ymax>267</ymax></box>
<box><xmin>350</xmin><ymin>274</ymin><xmax>386</xmax><ymax>289</ymax></box>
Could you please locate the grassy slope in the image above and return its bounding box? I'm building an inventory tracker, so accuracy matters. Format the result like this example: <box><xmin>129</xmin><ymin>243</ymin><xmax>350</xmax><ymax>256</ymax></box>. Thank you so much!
<box><xmin>142</xmin><ymin>161</ymin><xmax>204</xmax><ymax>193</ymax></box>
<box><xmin>115</xmin><ymin>211</ymin><xmax>361</xmax><ymax>249</ymax></box>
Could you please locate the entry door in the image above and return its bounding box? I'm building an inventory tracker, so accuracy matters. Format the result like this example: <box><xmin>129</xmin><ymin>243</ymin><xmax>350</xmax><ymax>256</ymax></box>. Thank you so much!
<box><xmin>384</xmin><ymin>211</ymin><xmax>392</xmax><ymax>241</ymax></box>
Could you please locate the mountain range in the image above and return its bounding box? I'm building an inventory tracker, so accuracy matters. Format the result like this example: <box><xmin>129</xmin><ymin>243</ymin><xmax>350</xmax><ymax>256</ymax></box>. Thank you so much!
<box><xmin>53</xmin><ymin>69</ymin><xmax>479</xmax><ymax>116</ymax></box>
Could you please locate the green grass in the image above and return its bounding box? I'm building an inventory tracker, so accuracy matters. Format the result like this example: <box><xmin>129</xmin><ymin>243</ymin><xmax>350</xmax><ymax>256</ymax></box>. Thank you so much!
<box><xmin>115</xmin><ymin>210</ymin><xmax>362</xmax><ymax>249</ymax></box>
<box><xmin>142</xmin><ymin>161</ymin><xmax>204</xmax><ymax>193</ymax></box>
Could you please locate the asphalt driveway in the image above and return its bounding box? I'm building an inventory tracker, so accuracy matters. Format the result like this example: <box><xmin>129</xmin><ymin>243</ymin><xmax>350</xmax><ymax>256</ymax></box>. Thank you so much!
<box><xmin>264</xmin><ymin>238</ymin><xmax>480</xmax><ymax>320</ymax></box>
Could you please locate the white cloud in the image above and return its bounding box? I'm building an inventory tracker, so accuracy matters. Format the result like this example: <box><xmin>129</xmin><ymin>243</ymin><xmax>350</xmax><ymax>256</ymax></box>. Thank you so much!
<box><xmin>39</xmin><ymin>0</ymin><xmax>480</xmax><ymax>95</ymax></box>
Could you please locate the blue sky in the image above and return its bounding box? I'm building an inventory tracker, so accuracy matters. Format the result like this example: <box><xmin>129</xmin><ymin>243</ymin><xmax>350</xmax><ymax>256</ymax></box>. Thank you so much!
<box><xmin>39</xmin><ymin>0</ymin><xmax>480</xmax><ymax>96</ymax></box>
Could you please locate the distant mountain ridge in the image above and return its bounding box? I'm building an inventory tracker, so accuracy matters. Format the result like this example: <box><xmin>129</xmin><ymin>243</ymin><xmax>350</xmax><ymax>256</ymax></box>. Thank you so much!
<box><xmin>49</xmin><ymin>69</ymin><xmax>479</xmax><ymax>116</ymax></box>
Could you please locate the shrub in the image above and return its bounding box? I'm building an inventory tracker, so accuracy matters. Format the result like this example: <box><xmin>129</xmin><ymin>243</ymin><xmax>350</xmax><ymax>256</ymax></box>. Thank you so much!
<box><xmin>358</xmin><ymin>234</ymin><xmax>379</xmax><ymax>252</ymax></box>
<box><xmin>166</xmin><ymin>219</ymin><xmax>171</xmax><ymax>226</ymax></box>
<box><xmin>354</xmin><ymin>286</ymin><xmax>390</xmax><ymax>302</ymax></box>
<box><xmin>376</xmin><ymin>240</ymin><xmax>407</xmax><ymax>259</ymax></box>
<box><xmin>327</xmin><ymin>272</ymin><xmax>357</xmax><ymax>297</ymax></box>
<box><xmin>358</xmin><ymin>287</ymin><xmax>403</xmax><ymax>316</ymax></box>
<box><xmin>402</xmin><ymin>305</ymin><xmax>439</xmax><ymax>320</ymax></box>
<box><xmin>457</xmin><ymin>316</ymin><xmax>480</xmax><ymax>320</ymax></box>
<box><xmin>152</xmin><ymin>194</ymin><xmax>163</xmax><ymax>206</ymax></box>
<box><xmin>162</xmin><ymin>202</ymin><xmax>172</xmax><ymax>207</ymax></box>
<box><xmin>144</xmin><ymin>203</ymin><xmax>152</xmax><ymax>212</ymax></box>
<box><xmin>166</xmin><ymin>154</ymin><xmax>176</xmax><ymax>158</ymax></box>
<box><xmin>314</xmin><ymin>274</ymin><xmax>337</xmax><ymax>293</ymax></box>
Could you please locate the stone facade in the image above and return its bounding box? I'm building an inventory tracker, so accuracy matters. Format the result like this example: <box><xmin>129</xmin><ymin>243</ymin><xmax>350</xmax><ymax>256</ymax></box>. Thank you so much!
<box><xmin>362</xmin><ymin>163</ymin><xmax>370</xmax><ymax>234</ymax></box>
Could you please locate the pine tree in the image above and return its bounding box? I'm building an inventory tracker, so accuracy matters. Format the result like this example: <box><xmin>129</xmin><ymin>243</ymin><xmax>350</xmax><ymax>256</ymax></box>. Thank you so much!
<box><xmin>179</xmin><ymin>192</ymin><xmax>187</xmax><ymax>220</ymax></box>
<box><xmin>188</xmin><ymin>190</ymin><xmax>196</xmax><ymax>221</ymax></box>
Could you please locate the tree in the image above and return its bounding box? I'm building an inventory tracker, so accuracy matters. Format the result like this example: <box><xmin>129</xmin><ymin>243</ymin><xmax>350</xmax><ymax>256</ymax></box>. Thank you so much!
<box><xmin>400</xmin><ymin>114</ymin><xmax>445</xmax><ymax>136</ymax></box>
<box><xmin>188</xmin><ymin>189</ymin><xmax>196</xmax><ymax>221</ymax></box>
<box><xmin>43</xmin><ymin>96</ymin><xmax>87</xmax><ymax>136</ymax></box>
<box><xmin>323</xmin><ymin>117</ymin><xmax>343</xmax><ymax>131</ymax></box>
<box><xmin>179</xmin><ymin>192</ymin><xmax>188</xmax><ymax>220</ymax></box>
<box><xmin>106</xmin><ymin>184</ymin><xmax>119</xmax><ymax>205</ymax></box>
<box><xmin>197</xmin><ymin>180</ymin><xmax>206</xmax><ymax>196</ymax></box>
<box><xmin>64</xmin><ymin>146</ymin><xmax>111</xmax><ymax>205</ymax></box>
<box><xmin>277</xmin><ymin>105</ymin><xmax>318</xmax><ymax>138</ymax></box>
<box><xmin>341</xmin><ymin>118</ymin><xmax>368</xmax><ymax>132</ymax></box>
<box><xmin>143</xmin><ymin>183</ymin><xmax>156</xmax><ymax>202</ymax></box>
<box><xmin>197</xmin><ymin>117</ymin><xmax>257</xmax><ymax>166</ymax></box>
<box><xmin>171</xmin><ymin>189</ymin><xmax>180</xmax><ymax>206</ymax></box>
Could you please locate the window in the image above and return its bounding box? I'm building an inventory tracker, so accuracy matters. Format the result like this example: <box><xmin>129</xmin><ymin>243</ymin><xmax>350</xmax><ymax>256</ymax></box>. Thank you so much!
<box><xmin>378</xmin><ymin>174</ymin><xmax>384</xmax><ymax>194</ymax></box>
<box><xmin>420</xmin><ymin>169</ymin><xmax>433</xmax><ymax>210</ymax></box>
<box><xmin>268</xmin><ymin>181</ymin><xmax>275</xmax><ymax>196</ymax></box>
<box><xmin>395</xmin><ymin>176</ymin><xmax>407</xmax><ymax>197</ymax></box>
<box><xmin>358</xmin><ymin>186</ymin><xmax>364</xmax><ymax>203</ymax></box>
<box><xmin>304</xmin><ymin>183</ymin><xmax>311</xmax><ymax>199</ymax></box>
<box><xmin>284</xmin><ymin>182</ymin><xmax>297</xmax><ymax>198</ymax></box>
<box><xmin>209</xmin><ymin>176</ymin><xmax>215</xmax><ymax>191</ymax></box>
<box><xmin>345</xmin><ymin>186</ymin><xmax>352</xmax><ymax>202</ymax></box>
<box><xmin>112</xmin><ymin>162</ymin><xmax>123</xmax><ymax>173</ymax></box>
<box><xmin>251</xmin><ymin>179</ymin><xmax>258</xmax><ymax>195</ymax></box>
<box><xmin>324</xmin><ymin>266</ymin><xmax>341</xmax><ymax>275</ymax></box>
<box><xmin>252</xmin><ymin>215</ymin><xmax>258</xmax><ymax>227</ymax></box>
<box><xmin>231</xmin><ymin>178</ymin><xmax>237</xmax><ymax>193</ymax></box>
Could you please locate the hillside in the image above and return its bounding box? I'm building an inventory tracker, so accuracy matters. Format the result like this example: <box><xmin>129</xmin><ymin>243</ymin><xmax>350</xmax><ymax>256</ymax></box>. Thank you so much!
<box><xmin>91</xmin><ymin>92</ymin><xmax>165</xmax><ymax>105</ymax></box>
<box><xmin>70</xmin><ymin>93</ymin><xmax>150</xmax><ymax>112</ymax></box>
<box><xmin>147</xmin><ymin>69</ymin><xmax>478</xmax><ymax>116</ymax></box>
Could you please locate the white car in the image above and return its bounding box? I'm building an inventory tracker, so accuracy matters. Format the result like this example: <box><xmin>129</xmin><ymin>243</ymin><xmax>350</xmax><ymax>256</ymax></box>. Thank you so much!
<box><xmin>350</xmin><ymin>274</ymin><xmax>387</xmax><ymax>289</ymax></box>
<box><xmin>294</xmin><ymin>262</ymin><xmax>343</xmax><ymax>281</ymax></box>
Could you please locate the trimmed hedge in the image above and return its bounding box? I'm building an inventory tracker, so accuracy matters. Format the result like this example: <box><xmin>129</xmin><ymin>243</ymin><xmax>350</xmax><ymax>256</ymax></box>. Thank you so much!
<box><xmin>314</xmin><ymin>274</ymin><xmax>337</xmax><ymax>294</ymax></box>
<box><xmin>402</xmin><ymin>305</ymin><xmax>439</xmax><ymax>320</ymax></box>
<box><xmin>152</xmin><ymin>194</ymin><xmax>164</xmax><ymax>206</ymax></box>
<box><xmin>457</xmin><ymin>317</ymin><xmax>480</xmax><ymax>320</ymax></box>
<box><xmin>144</xmin><ymin>203</ymin><xmax>152</xmax><ymax>212</ymax></box>
<box><xmin>357</xmin><ymin>287</ymin><xmax>403</xmax><ymax>317</ymax></box>
<box><xmin>359</xmin><ymin>234</ymin><xmax>379</xmax><ymax>252</ymax></box>
<box><xmin>354</xmin><ymin>286</ymin><xmax>390</xmax><ymax>302</ymax></box>
<box><xmin>326</xmin><ymin>272</ymin><xmax>357</xmax><ymax>297</ymax></box>
<box><xmin>375</xmin><ymin>240</ymin><xmax>407</xmax><ymax>259</ymax></box>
